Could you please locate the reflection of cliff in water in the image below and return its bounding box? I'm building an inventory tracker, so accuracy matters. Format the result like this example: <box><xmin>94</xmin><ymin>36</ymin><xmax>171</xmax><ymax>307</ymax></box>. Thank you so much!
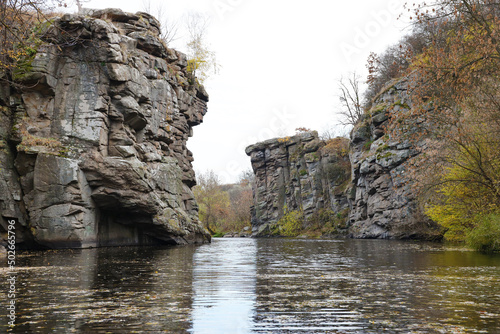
<box><xmin>1</xmin><ymin>246</ymin><xmax>196</xmax><ymax>333</ymax></box>
<box><xmin>253</xmin><ymin>239</ymin><xmax>500</xmax><ymax>333</ymax></box>
<box><xmin>1</xmin><ymin>239</ymin><xmax>499</xmax><ymax>333</ymax></box>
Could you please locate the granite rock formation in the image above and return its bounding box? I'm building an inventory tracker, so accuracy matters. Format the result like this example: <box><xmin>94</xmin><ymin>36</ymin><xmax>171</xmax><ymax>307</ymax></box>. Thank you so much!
<box><xmin>348</xmin><ymin>81</ymin><xmax>440</xmax><ymax>239</ymax></box>
<box><xmin>246</xmin><ymin>82</ymin><xmax>441</xmax><ymax>239</ymax></box>
<box><xmin>0</xmin><ymin>9</ymin><xmax>210</xmax><ymax>248</ymax></box>
<box><xmin>245</xmin><ymin>132</ymin><xmax>350</xmax><ymax>236</ymax></box>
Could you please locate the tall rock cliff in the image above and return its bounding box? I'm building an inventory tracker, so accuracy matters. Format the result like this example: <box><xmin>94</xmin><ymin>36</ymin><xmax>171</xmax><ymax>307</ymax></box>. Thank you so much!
<box><xmin>245</xmin><ymin>132</ymin><xmax>350</xmax><ymax>236</ymax></box>
<box><xmin>246</xmin><ymin>82</ymin><xmax>441</xmax><ymax>239</ymax></box>
<box><xmin>0</xmin><ymin>9</ymin><xmax>210</xmax><ymax>248</ymax></box>
<box><xmin>348</xmin><ymin>81</ymin><xmax>441</xmax><ymax>239</ymax></box>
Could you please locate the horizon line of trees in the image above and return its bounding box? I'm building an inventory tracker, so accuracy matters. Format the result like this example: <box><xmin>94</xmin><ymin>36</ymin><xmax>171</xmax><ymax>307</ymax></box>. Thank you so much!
<box><xmin>193</xmin><ymin>169</ymin><xmax>254</xmax><ymax>236</ymax></box>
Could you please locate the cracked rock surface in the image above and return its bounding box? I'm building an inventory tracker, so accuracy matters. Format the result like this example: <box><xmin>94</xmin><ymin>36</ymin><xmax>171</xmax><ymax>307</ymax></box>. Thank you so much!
<box><xmin>246</xmin><ymin>132</ymin><xmax>350</xmax><ymax>236</ymax></box>
<box><xmin>246</xmin><ymin>82</ymin><xmax>441</xmax><ymax>240</ymax></box>
<box><xmin>0</xmin><ymin>9</ymin><xmax>210</xmax><ymax>248</ymax></box>
<box><xmin>348</xmin><ymin>81</ymin><xmax>440</xmax><ymax>239</ymax></box>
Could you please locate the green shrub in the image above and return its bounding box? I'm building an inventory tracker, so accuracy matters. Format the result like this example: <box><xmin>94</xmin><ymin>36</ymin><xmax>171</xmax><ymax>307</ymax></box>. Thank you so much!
<box><xmin>324</xmin><ymin>163</ymin><xmax>349</xmax><ymax>184</ymax></box>
<box><xmin>273</xmin><ymin>208</ymin><xmax>304</xmax><ymax>237</ymax></box>
<box><xmin>376</xmin><ymin>151</ymin><xmax>394</xmax><ymax>160</ymax></box>
<box><xmin>466</xmin><ymin>214</ymin><xmax>500</xmax><ymax>252</ymax></box>
<box><xmin>335</xmin><ymin>208</ymin><xmax>349</xmax><ymax>229</ymax></box>
<box><xmin>376</xmin><ymin>144</ymin><xmax>389</xmax><ymax>153</ymax></box>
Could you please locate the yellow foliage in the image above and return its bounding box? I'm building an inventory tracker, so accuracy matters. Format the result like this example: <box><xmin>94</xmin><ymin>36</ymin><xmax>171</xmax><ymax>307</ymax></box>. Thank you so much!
<box><xmin>0</xmin><ymin>3</ymin><xmax>53</xmax><ymax>79</ymax></box>
<box><xmin>193</xmin><ymin>170</ymin><xmax>230</xmax><ymax>234</ymax></box>
<box><xmin>186</xmin><ymin>36</ymin><xmax>219</xmax><ymax>84</ymax></box>
<box><xmin>426</xmin><ymin>143</ymin><xmax>500</xmax><ymax>243</ymax></box>
<box><xmin>272</xmin><ymin>206</ymin><xmax>304</xmax><ymax>237</ymax></box>
<box><xmin>193</xmin><ymin>170</ymin><xmax>252</xmax><ymax>235</ymax></box>
<box><xmin>467</xmin><ymin>214</ymin><xmax>500</xmax><ymax>252</ymax></box>
<box><xmin>322</xmin><ymin>137</ymin><xmax>350</xmax><ymax>157</ymax></box>
<box><xmin>277</xmin><ymin>136</ymin><xmax>290</xmax><ymax>143</ymax></box>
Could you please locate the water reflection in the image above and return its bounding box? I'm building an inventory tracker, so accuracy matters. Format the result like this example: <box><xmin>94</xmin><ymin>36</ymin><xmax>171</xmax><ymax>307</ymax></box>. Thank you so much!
<box><xmin>0</xmin><ymin>239</ymin><xmax>499</xmax><ymax>333</ymax></box>
<box><xmin>254</xmin><ymin>239</ymin><xmax>366</xmax><ymax>332</ymax></box>
<box><xmin>1</xmin><ymin>246</ymin><xmax>197</xmax><ymax>333</ymax></box>
<box><xmin>190</xmin><ymin>239</ymin><xmax>256</xmax><ymax>333</ymax></box>
<box><xmin>253</xmin><ymin>239</ymin><xmax>500</xmax><ymax>333</ymax></box>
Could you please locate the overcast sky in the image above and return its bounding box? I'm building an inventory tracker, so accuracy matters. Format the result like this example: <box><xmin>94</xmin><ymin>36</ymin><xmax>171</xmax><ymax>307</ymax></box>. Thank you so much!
<box><xmin>71</xmin><ymin>0</ymin><xmax>419</xmax><ymax>183</ymax></box>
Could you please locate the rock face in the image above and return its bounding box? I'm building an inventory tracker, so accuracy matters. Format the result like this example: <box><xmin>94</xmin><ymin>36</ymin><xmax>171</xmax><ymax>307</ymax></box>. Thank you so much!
<box><xmin>245</xmin><ymin>82</ymin><xmax>441</xmax><ymax>239</ymax></box>
<box><xmin>348</xmin><ymin>81</ymin><xmax>440</xmax><ymax>239</ymax></box>
<box><xmin>245</xmin><ymin>132</ymin><xmax>350</xmax><ymax>236</ymax></box>
<box><xmin>0</xmin><ymin>9</ymin><xmax>210</xmax><ymax>248</ymax></box>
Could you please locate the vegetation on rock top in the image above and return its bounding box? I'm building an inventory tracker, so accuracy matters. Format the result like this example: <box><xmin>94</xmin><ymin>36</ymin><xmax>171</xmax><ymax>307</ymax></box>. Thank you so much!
<box><xmin>342</xmin><ymin>0</ymin><xmax>500</xmax><ymax>252</ymax></box>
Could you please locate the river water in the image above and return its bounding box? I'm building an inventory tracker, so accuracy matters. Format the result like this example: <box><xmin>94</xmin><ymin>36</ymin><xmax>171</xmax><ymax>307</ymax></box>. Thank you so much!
<box><xmin>1</xmin><ymin>238</ymin><xmax>500</xmax><ymax>333</ymax></box>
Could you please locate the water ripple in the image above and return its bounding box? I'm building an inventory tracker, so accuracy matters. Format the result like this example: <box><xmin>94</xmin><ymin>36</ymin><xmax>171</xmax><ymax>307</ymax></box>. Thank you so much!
<box><xmin>1</xmin><ymin>238</ymin><xmax>499</xmax><ymax>333</ymax></box>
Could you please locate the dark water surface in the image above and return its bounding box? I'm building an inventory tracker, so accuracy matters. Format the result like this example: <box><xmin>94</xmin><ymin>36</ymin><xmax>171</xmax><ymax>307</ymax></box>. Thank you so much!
<box><xmin>1</xmin><ymin>238</ymin><xmax>500</xmax><ymax>333</ymax></box>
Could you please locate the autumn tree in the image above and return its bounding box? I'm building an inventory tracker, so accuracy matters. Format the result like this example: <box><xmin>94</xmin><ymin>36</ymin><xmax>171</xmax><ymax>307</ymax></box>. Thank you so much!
<box><xmin>295</xmin><ymin>127</ymin><xmax>312</xmax><ymax>134</ymax></box>
<box><xmin>363</xmin><ymin>26</ymin><xmax>430</xmax><ymax>107</ymax></box>
<box><xmin>224</xmin><ymin>171</ymin><xmax>253</xmax><ymax>230</ymax></box>
<box><xmin>143</xmin><ymin>9</ymin><xmax>219</xmax><ymax>83</ymax></box>
<box><xmin>387</xmin><ymin>0</ymin><xmax>500</xmax><ymax>249</ymax></box>
<box><xmin>193</xmin><ymin>170</ymin><xmax>230</xmax><ymax>234</ymax></box>
<box><xmin>238</xmin><ymin>169</ymin><xmax>255</xmax><ymax>187</ymax></box>
<box><xmin>0</xmin><ymin>0</ymin><xmax>68</xmax><ymax>90</ymax></box>
<box><xmin>185</xmin><ymin>12</ymin><xmax>219</xmax><ymax>83</ymax></box>
<box><xmin>193</xmin><ymin>170</ymin><xmax>253</xmax><ymax>236</ymax></box>
<box><xmin>1</xmin><ymin>1</ymin><xmax>42</xmax><ymax>81</ymax></box>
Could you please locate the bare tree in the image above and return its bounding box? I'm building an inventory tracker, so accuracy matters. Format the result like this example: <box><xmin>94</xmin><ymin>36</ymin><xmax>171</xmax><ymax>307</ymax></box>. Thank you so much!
<box><xmin>337</xmin><ymin>72</ymin><xmax>363</xmax><ymax>126</ymax></box>
<box><xmin>319</xmin><ymin>127</ymin><xmax>349</xmax><ymax>141</ymax></box>
<box><xmin>142</xmin><ymin>0</ymin><xmax>179</xmax><ymax>45</ymax></box>
<box><xmin>185</xmin><ymin>11</ymin><xmax>209</xmax><ymax>42</ymax></box>
<box><xmin>74</xmin><ymin>0</ymin><xmax>89</xmax><ymax>13</ymax></box>
<box><xmin>238</xmin><ymin>169</ymin><xmax>255</xmax><ymax>187</ymax></box>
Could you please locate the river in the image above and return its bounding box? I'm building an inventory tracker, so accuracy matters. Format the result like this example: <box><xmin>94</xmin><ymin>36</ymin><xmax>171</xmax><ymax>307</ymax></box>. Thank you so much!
<box><xmin>1</xmin><ymin>238</ymin><xmax>500</xmax><ymax>333</ymax></box>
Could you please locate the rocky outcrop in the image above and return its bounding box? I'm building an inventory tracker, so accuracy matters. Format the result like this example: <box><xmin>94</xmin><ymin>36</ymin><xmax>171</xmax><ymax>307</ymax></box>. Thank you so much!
<box><xmin>245</xmin><ymin>132</ymin><xmax>350</xmax><ymax>236</ymax></box>
<box><xmin>348</xmin><ymin>81</ymin><xmax>441</xmax><ymax>239</ymax></box>
<box><xmin>0</xmin><ymin>9</ymin><xmax>210</xmax><ymax>248</ymax></box>
<box><xmin>246</xmin><ymin>82</ymin><xmax>442</xmax><ymax>240</ymax></box>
